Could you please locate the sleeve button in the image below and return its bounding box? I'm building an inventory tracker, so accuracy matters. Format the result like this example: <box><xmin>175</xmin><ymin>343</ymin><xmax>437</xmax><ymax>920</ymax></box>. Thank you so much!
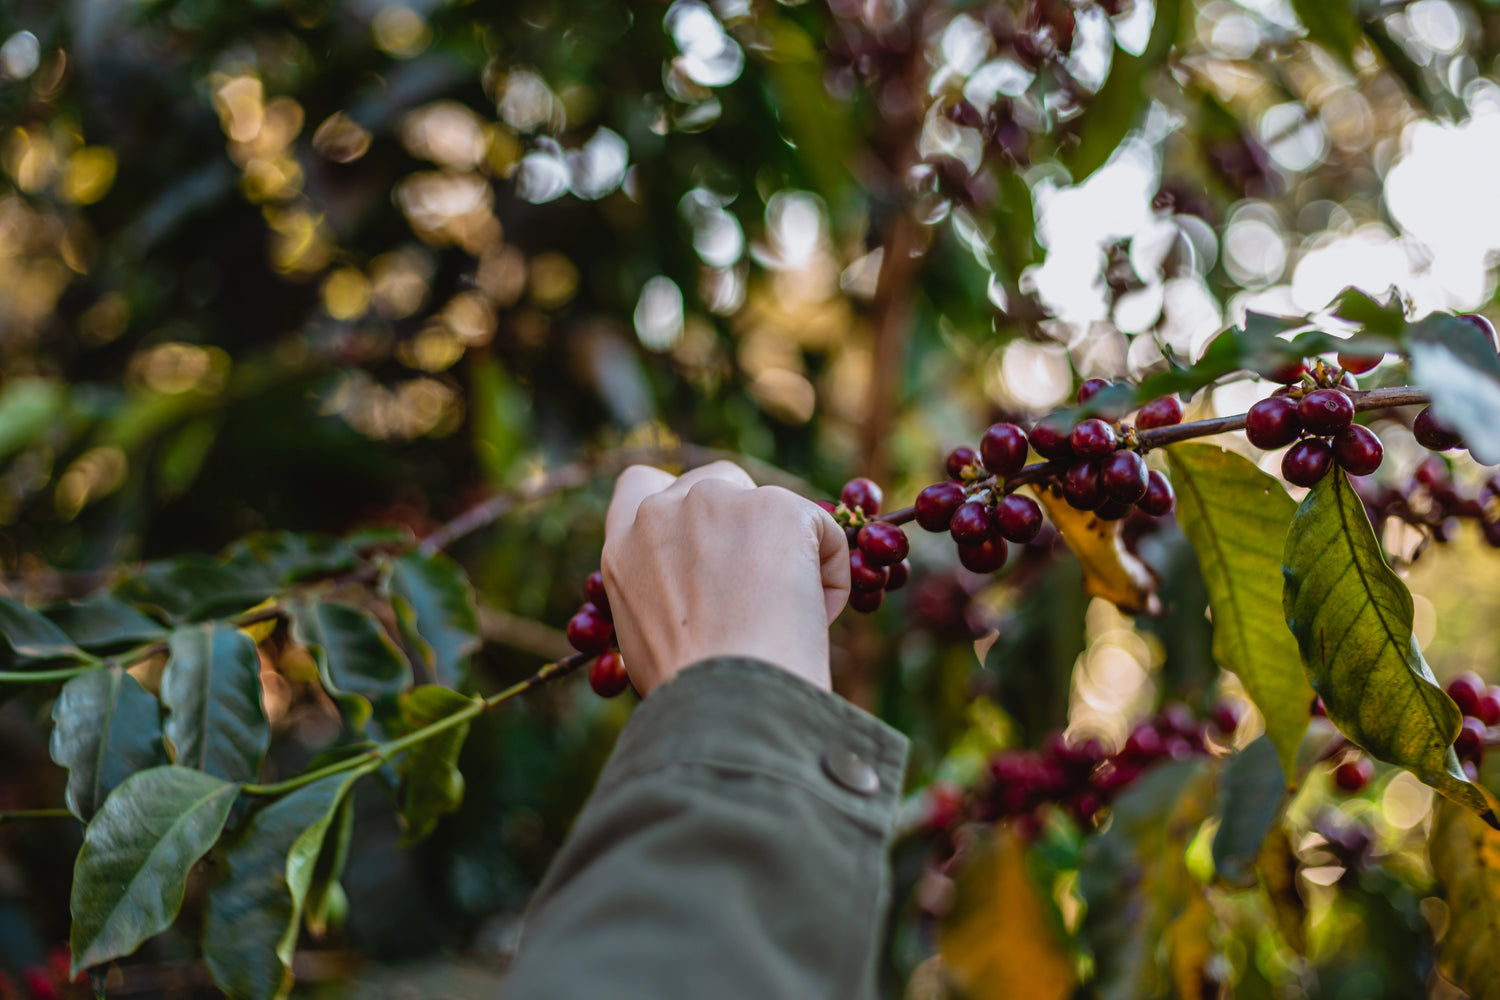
<box><xmin>820</xmin><ymin>749</ymin><xmax>880</xmax><ymax>797</ymax></box>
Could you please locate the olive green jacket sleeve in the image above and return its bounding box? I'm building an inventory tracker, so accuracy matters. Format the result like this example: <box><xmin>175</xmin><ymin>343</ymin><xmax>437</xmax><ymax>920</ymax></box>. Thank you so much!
<box><xmin>501</xmin><ymin>657</ymin><xmax>911</xmax><ymax>999</ymax></box>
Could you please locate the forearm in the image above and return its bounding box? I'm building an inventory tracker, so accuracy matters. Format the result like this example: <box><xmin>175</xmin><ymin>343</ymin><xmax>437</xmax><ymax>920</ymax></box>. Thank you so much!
<box><xmin>502</xmin><ymin>657</ymin><xmax>910</xmax><ymax>999</ymax></box>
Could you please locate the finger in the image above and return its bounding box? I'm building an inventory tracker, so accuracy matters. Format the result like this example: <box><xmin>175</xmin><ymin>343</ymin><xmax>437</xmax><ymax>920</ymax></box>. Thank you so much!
<box><xmin>605</xmin><ymin>465</ymin><xmax>677</xmax><ymax>540</ymax></box>
<box><xmin>812</xmin><ymin>504</ymin><xmax>851</xmax><ymax>624</ymax></box>
<box><xmin>655</xmin><ymin>459</ymin><xmax>756</xmax><ymax>499</ymax></box>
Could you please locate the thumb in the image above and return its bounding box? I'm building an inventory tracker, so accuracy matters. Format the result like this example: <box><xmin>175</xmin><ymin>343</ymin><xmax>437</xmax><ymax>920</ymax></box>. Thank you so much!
<box><xmin>811</xmin><ymin>503</ymin><xmax>850</xmax><ymax>625</ymax></box>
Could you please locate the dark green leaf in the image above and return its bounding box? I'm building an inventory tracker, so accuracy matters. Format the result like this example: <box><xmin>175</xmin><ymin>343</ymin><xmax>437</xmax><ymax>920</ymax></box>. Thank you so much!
<box><xmin>1211</xmin><ymin>735</ymin><xmax>1287</xmax><ymax>886</ymax></box>
<box><xmin>1329</xmin><ymin>286</ymin><xmax>1407</xmax><ymax>339</ymax></box>
<box><xmin>289</xmin><ymin>598</ymin><xmax>412</xmax><ymax>729</ymax></box>
<box><xmin>50</xmin><ymin>667</ymin><xmax>167</xmax><ymax>822</ymax></box>
<box><xmin>1136</xmin><ymin>313</ymin><xmax>1303</xmax><ymax>401</ymax></box>
<box><xmin>1283</xmin><ymin>470</ymin><xmax>1497</xmax><ymax>824</ymax></box>
<box><xmin>1406</xmin><ymin>313</ymin><xmax>1500</xmax><ymax>466</ymax></box>
<box><xmin>1429</xmin><ymin>799</ymin><xmax>1500</xmax><ymax>1000</ymax></box>
<box><xmin>114</xmin><ymin>556</ymin><xmax>272</xmax><ymax>623</ymax></box>
<box><xmin>222</xmin><ymin>532</ymin><xmax>359</xmax><ymax>588</ymax></box>
<box><xmin>1167</xmin><ymin>445</ymin><xmax>1312</xmax><ymax>781</ymax></box>
<box><xmin>44</xmin><ymin>596</ymin><xmax>166</xmax><ymax>651</ymax></box>
<box><xmin>304</xmin><ymin>793</ymin><xmax>355</xmax><ymax>939</ymax></box>
<box><xmin>0</xmin><ymin>594</ymin><xmax>83</xmax><ymax>660</ymax></box>
<box><xmin>160</xmin><ymin>623</ymin><xmax>269</xmax><ymax>783</ymax></box>
<box><xmin>396</xmin><ymin>685</ymin><xmax>475</xmax><ymax>846</ymax></box>
<box><xmin>1290</xmin><ymin>0</ymin><xmax>1360</xmax><ymax>67</ymax></box>
<box><xmin>69</xmin><ymin>766</ymin><xmax>239</xmax><ymax>973</ymax></box>
<box><xmin>387</xmin><ymin>552</ymin><xmax>480</xmax><ymax>689</ymax></box>
<box><xmin>203</xmin><ymin>767</ymin><xmax>373</xmax><ymax>1000</ymax></box>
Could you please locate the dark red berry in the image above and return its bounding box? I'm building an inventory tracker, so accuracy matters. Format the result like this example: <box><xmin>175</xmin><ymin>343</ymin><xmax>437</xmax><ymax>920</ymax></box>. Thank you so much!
<box><xmin>1332</xmin><ymin>424</ymin><xmax>1383</xmax><ymax>476</ymax></box>
<box><xmin>957</xmin><ymin>536</ymin><xmax>1008</xmax><ymax>573</ymax></box>
<box><xmin>950</xmin><ymin>501</ymin><xmax>992</xmax><ymax>544</ymax></box>
<box><xmin>585</xmin><ymin>571</ymin><xmax>612</xmax><ymax>620</ymax></box>
<box><xmin>858</xmin><ymin>522</ymin><xmax>909</xmax><ymax>565</ymax></box>
<box><xmin>1123</xmin><ymin>724</ymin><xmax>1164</xmax><ymax>761</ymax></box>
<box><xmin>1477</xmin><ymin>687</ymin><xmax>1500</xmax><ymax>726</ymax></box>
<box><xmin>1415</xmin><ymin>456</ymin><xmax>1449</xmax><ymax>488</ymax></box>
<box><xmin>1298</xmin><ymin>389</ymin><xmax>1354</xmax><ymax>435</ymax></box>
<box><xmin>1136</xmin><ymin>396</ymin><xmax>1184</xmax><ymax>429</ymax></box>
<box><xmin>885</xmin><ymin>559</ymin><xmax>910</xmax><ymax>592</ymax></box>
<box><xmin>1062</xmin><ymin>460</ymin><xmax>1104</xmax><ymax>510</ymax></box>
<box><xmin>841</xmin><ymin>477</ymin><xmax>883</xmax><ymax>514</ymax></box>
<box><xmin>1460</xmin><ymin>312</ymin><xmax>1498</xmax><ymax>350</ymax></box>
<box><xmin>1413</xmin><ymin>406</ymin><xmax>1464</xmax><ymax>451</ymax></box>
<box><xmin>1333</xmin><ymin>757</ymin><xmax>1373</xmax><ymax>793</ymax></box>
<box><xmin>589</xmin><ymin>651</ymin><xmax>631</xmax><ymax>698</ymax></box>
<box><xmin>1070</xmin><ymin>418</ymin><xmax>1118</xmax><ymax>459</ymax></box>
<box><xmin>1137</xmin><ymin>470</ymin><xmax>1175</xmax><ymax>516</ymax></box>
<box><xmin>1283</xmin><ymin>438</ymin><xmax>1334</xmax><ymax>488</ymax></box>
<box><xmin>991</xmin><ymin>493</ymin><xmax>1042</xmax><ymax>543</ymax></box>
<box><xmin>1311</xmin><ymin>695</ymin><xmax>1326</xmax><ymax>717</ymax></box>
<box><xmin>1338</xmin><ymin>350</ymin><xmax>1382</xmax><ymax>374</ymax></box>
<box><xmin>1078</xmin><ymin>378</ymin><xmax>1111</xmax><ymax>404</ymax></box>
<box><xmin>567</xmin><ymin>603</ymin><xmax>615</xmax><ymax>655</ymax></box>
<box><xmin>1094</xmin><ymin>499</ymin><xmax>1134</xmax><ymax>521</ymax></box>
<box><xmin>915</xmin><ymin>481</ymin><xmax>967</xmax><ymax>532</ymax></box>
<box><xmin>946</xmin><ymin>445</ymin><xmax>981</xmax><ymax>481</ymax></box>
<box><xmin>980</xmin><ymin>422</ymin><xmax>1030</xmax><ymax>478</ymax></box>
<box><xmin>1269</xmin><ymin>358</ymin><xmax>1310</xmax><ymax>384</ymax></box>
<box><xmin>1211</xmin><ymin>701</ymin><xmax>1241</xmax><ymax>735</ymax></box>
<box><xmin>1447</xmin><ymin>672</ymin><xmax>1486</xmax><ymax>716</ymax></box>
<box><xmin>849</xmin><ymin>587</ymin><xmax>884</xmax><ymax>613</ymax></box>
<box><xmin>849</xmin><ymin>549</ymin><xmax>889</xmax><ymax>592</ymax></box>
<box><xmin>814</xmin><ymin>499</ymin><xmax>838</xmax><ymax>515</ymax></box>
<box><xmin>1245</xmin><ymin>397</ymin><xmax>1301</xmax><ymax>449</ymax></box>
<box><xmin>1029</xmin><ymin>413</ymin><xmax>1076</xmax><ymax>461</ymax></box>
<box><xmin>1100</xmin><ymin>450</ymin><xmax>1148</xmax><ymax>504</ymax></box>
<box><xmin>1157</xmin><ymin>702</ymin><xmax>1197</xmax><ymax>738</ymax></box>
<box><xmin>1456</xmin><ymin>717</ymin><xmax>1486</xmax><ymax>764</ymax></box>
<box><xmin>1092</xmin><ymin>760</ymin><xmax>1141</xmax><ymax>795</ymax></box>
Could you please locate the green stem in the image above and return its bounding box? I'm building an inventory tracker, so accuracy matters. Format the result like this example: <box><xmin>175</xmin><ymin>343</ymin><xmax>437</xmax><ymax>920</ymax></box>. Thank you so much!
<box><xmin>0</xmin><ymin>808</ymin><xmax>75</xmax><ymax>823</ymax></box>
<box><xmin>0</xmin><ymin>664</ymin><xmax>101</xmax><ymax>683</ymax></box>
<box><xmin>243</xmin><ymin>652</ymin><xmax>592</xmax><ymax>797</ymax></box>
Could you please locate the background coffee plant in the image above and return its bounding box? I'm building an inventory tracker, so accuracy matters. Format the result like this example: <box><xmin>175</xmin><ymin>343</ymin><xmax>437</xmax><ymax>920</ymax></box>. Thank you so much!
<box><xmin>6</xmin><ymin>0</ymin><xmax>1500</xmax><ymax>996</ymax></box>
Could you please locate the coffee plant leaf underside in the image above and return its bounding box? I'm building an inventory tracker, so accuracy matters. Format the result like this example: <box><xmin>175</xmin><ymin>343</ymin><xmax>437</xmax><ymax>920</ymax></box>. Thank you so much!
<box><xmin>50</xmin><ymin>667</ymin><xmax>168</xmax><ymax>823</ymax></box>
<box><xmin>1429</xmin><ymin>799</ymin><xmax>1500</xmax><ymax>1000</ymax></box>
<box><xmin>1167</xmin><ymin>444</ymin><xmax>1311</xmax><ymax>782</ymax></box>
<box><xmin>1283</xmin><ymin>471</ymin><xmax>1498</xmax><ymax>825</ymax></box>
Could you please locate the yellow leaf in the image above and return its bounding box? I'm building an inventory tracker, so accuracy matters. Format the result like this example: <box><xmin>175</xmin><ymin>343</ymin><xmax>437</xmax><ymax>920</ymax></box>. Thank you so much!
<box><xmin>1257</xmin><ymin>827</ymin><xmax>1305</xmax><ymax>955</ymax></box>
<box><xmin>1166</xmin><ymin>895</ymin><xmax>1216</xmax><ymax>1000</ymax></box>
<box><xmin>1033</xmin><ymin>484</ymin><xmax>1161</xmax><ymax>615</ymax></box>
<box><xmin>941</xmin><ymin>828</ymin><xmax>1077</xmax><ymax>1000</ymax></box>
<box><xmin>1430</xmin><ymin>800</ymin><xmax>1500</xmax><ymax>1000</ymax></box>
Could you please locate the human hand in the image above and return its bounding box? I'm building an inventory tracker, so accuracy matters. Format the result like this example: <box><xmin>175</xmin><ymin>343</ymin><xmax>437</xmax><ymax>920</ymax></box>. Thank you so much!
<box><xmin>599</xmin><ymin>461</ymin><xmax>850</xmax><ymax>695</ymax></box>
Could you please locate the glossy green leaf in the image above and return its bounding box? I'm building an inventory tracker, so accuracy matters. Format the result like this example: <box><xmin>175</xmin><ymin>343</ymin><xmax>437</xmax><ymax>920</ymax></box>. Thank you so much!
<box><xmin>304</xmin><ymin>793</ymin><xmax>355</xmax><ymax>939</ymax></box>
<box><xmin>1211</xmin><ymin>735</ymin><xmax>1287</xmax><ymax>886</ymax></box>
<box><xmin>1290</xmin><ymin>0</ymin><xmax>1360</xmax><ymax>67</ymax></box>
<box><xmin>1283</xmin><ymin>470</ymin><xmax>1497</xmax><ymax>824</ymax></box>
<box><xmin>161</xmin><ymin>624</ymin><xmax>270</xmax><ymax>783</ymax></box>
<box><xmin>1429</xmin><ymin>799</ymin><xmax>1500</xmax><ymax>1000</ymax></box>
<box><xmin>0</xmin><ymin>594</ymin><xmax>83</xmax><ymax>660</ymax></box>
<box><xmin>1329</xmin><ymin>286</ymin><xmax>1407</xmax><ymax>339</ymax></box>
<box><xmin>222</xmin><ymin>531</ymin><xmax>359</xmax><ymax>588</ymax></box>
<box><xmin>1135</xmin><ymin>313</ymin><xmax>1304</xmax><ymax>402</ymax></box>
<box><xmin>44</xmin><ymin>595</ymin><xmax>167</xmax><ymax>651</ymax></box>
<box><xmin>69</xmin><ymin>766</ymin><xmax>239</xmax><ymax>973</ymax></box>
<box><xmin>1406</xmin><ymin>313</ymin><xmax>1500</xmax><ymax>466</ymax></box>
<box><xmin>289</xmin><ymin>598</ymin><xmax>412</xmax><ymax>729</ymax></box>
<box><xmin>50</xmin><ymin>667</ymin><xmax>167</xmax><ymax>821</ymax></box>
<box><xmin>203</xmin><ymin>766</ymin><xmax>373</xmax><ymax>1000</ymax></box>
<box><xmin>114</xmin><ymin>556</ymin><xmax>272</xmax><ymax>623</ymax></box>
<box><xmin>387</xmin><ymin>551</ymin><xmax>480</xmax><ymax>689</ymax></box>
<box><xmin>1167</xmin><ymin>445</ymin><xmax>1312</xmax><ymax>781</ymax></box>
<box><xmin>396</xmin><ymin>685</ymin><xmax>475</xmax><ymax>846</ymax></box>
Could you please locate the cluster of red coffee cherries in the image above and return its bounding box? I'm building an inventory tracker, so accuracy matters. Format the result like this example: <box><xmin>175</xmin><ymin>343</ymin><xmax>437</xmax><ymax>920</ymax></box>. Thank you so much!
<box><xmin>818</xmin><ymin>480</ymin><xmax>912</xmax><ymax>614</ymax></box>
<box><xmin>1245</xmin><ymin>361</ymin><xmax>1384</xmax><ymax>487</ymax></box>
<box><xmin>566</xmin><ymin>571</ymin><xmax>630</xmax><ymax>698</ymax></box>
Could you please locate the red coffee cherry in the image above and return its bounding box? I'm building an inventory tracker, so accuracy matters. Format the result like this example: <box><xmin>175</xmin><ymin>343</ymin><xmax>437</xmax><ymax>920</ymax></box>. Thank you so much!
<box><xmin>949</xmin><ymin>501</ymin><xmax>993</xmax><ymax>544</ymax></box>
<box><xmin>957</xmin><ymin>536</ymin><xmax>1008</xmax><ymax>573</ymax></box>
<box><xmin>946</xmin><ymin>445</ymin><xmax>981</xmax><ymax>480</ymax></box>
<box><xmin>1123</xmin><ymin>723</ymin><xmax>1164</xmax><ymax>761</ymax></box>
<box><xmin>1062</xmin><ymin>460</ymin><xmax>1104</xmax><ymax>510</ymax></box>
<box><xmin>1455</xmin><ymin>717</ymin><xmax>1486</xmax><ymax>764</ymax></box>
<box><xmin>1413</xmin><ymin>406</ymin><xmax>1464</xmax><ymax>451</ymax></box>
<box><xmin>885</xmin><ymin>558</ymin><xmax>911</xmax><ymax>592</ymax></box>
<box><xmin>1029</xmin><ymin>412</ymin><xmax>1076</xmax><ymax>461</ymax></box>
<box><xmin>991</xmin><ymin>493</ymin><xmax>1043</xmax><ymax>543</ymax></box>
<box><xmin>1078</xmin><ymin>378</ymin><xmax>1111</xmax><ymax>404</ymax></box>
<box><xmin>1338</xmin><ymin>350</ymin><xmax>1382</xmax><ymax>374</ymax></box>
<box><xmin>1245</xmin><ymin>397</ymin><xmax>1301</xmax><ymax>449</ymax></box>
<box><xmin>858</xmin><ymin>522</ymin><xmax>909</xmax><ymax>565</ymax></box>
<box><xmin>1476</xmin><ymin>686</ymin><xmax>1500</xmax><ymax>727</ymax></box>
<box><xmin>1298</xmin><ymin>389</ymin><xmax>1354</xmax><ymax>436</ymax></box>
<box><xmin>585</xmin><ymin>571</ymin><xmax>612</xmax><ymax>620</ymax></box>
<box><xmin>1332</xmin><ymin>424</ymin><xmax>1383</xmax><ymax>476</ymax></box>
<box><xmin>915</xmin><ymin>481</ymin><xmax>967</xmax><ymax>532</ymax></box>
<box><xmin>1282</xmin><ymin>439</ymin><xmax>1334</xmax><ymax>488</ymax></box>
<box><xmin>814</xmin><ymin>499</ymin><xmax>838</xmax><ymax>515</ymax></box>
<box><xmin>1070</xmin><ymin>418</ymin><xmax>1118</xmax><ymax>459</ymax></box>
<box><xmin>1101</xmin><ymin>450</ymin><xmax>1148</xmax><ymax>504</ymax></box>
<box><xmin>848</xmin><ymin>587</ymin><xmax>884</xmax><ymax>614</ymax></box>
<box><xmin>589</xmin><ymin>651</ymin><xmax>631</xmax><ymax>698</ymax></box>
<box><xmin>849</xmin><ymin>549</ymin><xmax>889</xmax><ymax>592</ymax></box>
<box><xmin>841</xmin><ymin>477</ymin><xmax>883</xmax><ymax>514</ymax></box>
<box><xmin>1137</xmin><ymin>470</ymin><xmax>1175</xmax><ymax>516</ymax></box>
<box><xmin>1268</xmin><ymin>358</ymin><xmax>1310</xmax><ymax>384</ymax></box>
<box><xmin>567</xmin><ymin>603</ymin><xmax>615</xmax><ymax>655</ymax></box>
<box><xmin>1135</xmin><ymin>396</ymin><xmax>1184</xmax><ymax>429</ymax></box>
<box><xmin>1211</xmin><ymin>701</ymin><xmax>1241</xmax><ymax>735</ymax></box>
<box><xmin>1093</xmin><ymin>499</ymin><xmax>1134</xmax><ymax>521</ymax></box>
<box><xmin>1333</xmin><ymin>756</ymin><xmax>1373</xmax><ymax>793</ymax></box>
<box><xmin>980</xmin><ymin>422</ymin><xmax>1030</xmax><ymax>478</ymax></box>
<box><xmin>1447</xmin><ymin>672</ymin><xmax>1486</xmax><ymax>716</ymax></box>
<box><xmin>1460</xmin><ymin>312</ymin><xmax>1498</xmax><ymax>350</ymax></box>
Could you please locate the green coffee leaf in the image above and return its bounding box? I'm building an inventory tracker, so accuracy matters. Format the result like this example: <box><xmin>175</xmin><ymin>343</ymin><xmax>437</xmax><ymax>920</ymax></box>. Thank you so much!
<box><xmin>1283</xmin><ymin>470</ymin><xmax>1497</xmax><ymax>825</ymax></box>
<box><xmin>50</xmin><ymin>667</ymin><xmax>168</xmax><ymax>821</ymax></box>
<box><xmin>203</xmin><ymin>766</ymin><xmax>374</xmax><ymax>1000</ymax></box>
<box><xmin>290</xmin><ymin>598</ymin><xmax>412</xmax><ymax>729</ymax></box>
<box><xmin>387</xmin><ymin>551</ymin><xmax>480</xmax><ymax>689</ymax></box>
<box><xmin>1329</xmin><ymin>286</ymin><xmax>1406</xmax><ymax>339</ymax></box>
<box><xmin>1406</xmin><ymin>313</ymin><xmax>1500</xmax><ymax>466</ymax></box>
<box><xmin>114</xmin><ymin>556</ymin><xmax>272</xmax><ymax>623</ymax></box>
<box><xmin>161</xmin><ymin>624</ymin><xmax>270</xmax><ymax>783</ymax></box>
<box><xmin>43</xmin><ymin>595</ymin><xmax>166</xmax><ymax>651</ymax></box>
<box><xmin>1290</xmin><ymin>0</ymin><xmax>1360</xmax><ymax>68</ymax></box>
<box><xmin>1210</xmin><ymin>735</ymin><xmax>1287</xmax><ymax>886</ymax></box>
<box><xmin>1167</xmin><ymin>445</ymin><xmax>1312</xmax><ymax>781</ymax></box>
<box><xmin>1429</xmin><ymin>799</ymin><xmax>1500</xmax><ymax>1000</ymax></box>
<box><xmin>304</xmin><ymin>793</ymin><xmax>355</xmax><ymax>939</ymax></box>
<box><xmin>70</xmin><ymin>766</ymin><xmax>239</xmax><ymax>973</ymax></box>
<box><xmin>0</xmin><ymin>594</ymin><xmax>83</xmax><ymax>661</ymax></box>
<box><xmin>222</xmin><ymin>531</ymin><xmax>359</xmax><ymax>588</ymax></box>
<box><xmin>396</xmin><ymin>685</ymin><xmax>475</xmax><ymax>846</ymax></box>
